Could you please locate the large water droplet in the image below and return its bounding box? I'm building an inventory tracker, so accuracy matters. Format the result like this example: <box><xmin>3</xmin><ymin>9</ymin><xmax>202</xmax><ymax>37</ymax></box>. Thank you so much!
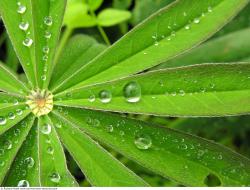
<box><xmin>123</xmin><ymin>81</ymin><xmax>141</xmax><ymax>103</ymax></box>
<box><xmin>134</xmin><ymin>133</ymin><xmax>152</xmax><ymax>150</ymax></box>
<box><xmin>23</xmin><ymin>37</ymin><xmax>33</xmax><ymax>47</ymax></box>
<box><xmin>17</xmin><ymin>180</ymin><xmax>29</xmax><ymax>187</ymax></box>
<box><xmin>99</xmin><ymin>90</ymin><xmax>112</xmax><ymax>103</ymax></box>
<box><xmin>19</xmin><ymin>22</ymin><xmax>29</xmax><ymax>31</ymax></box>
<box><xmin>49</xmin><ymin>172</ymin><xmax>61</xmax><ymax>183</ymax></box>
<box><xmin>41</xmin><ymin>123</ymin><xmax>51</xmax><ymax>135</ymax></box>
<box><xmin>0</xmin><ymin>116</ymin><xmax>7</xmax><ymax>125</ymax></box>
<box><xmin>44</xmin><ymin>16</ymin><xmax>53</xmax><ymax>26</ymax></box>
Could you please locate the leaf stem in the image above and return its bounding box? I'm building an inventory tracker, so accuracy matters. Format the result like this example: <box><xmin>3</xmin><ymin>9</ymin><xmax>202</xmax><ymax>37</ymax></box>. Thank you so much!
<box><xmin>89</xmin><ymin>9</ymin><xmax>111</xmax><ymax>46</ymax></box>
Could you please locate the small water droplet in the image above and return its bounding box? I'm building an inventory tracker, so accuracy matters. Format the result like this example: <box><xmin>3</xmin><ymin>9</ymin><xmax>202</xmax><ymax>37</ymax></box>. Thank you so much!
<box><xmin>43</xmin><ymin>46</ymin><xmax>50</xmax><ymax>54</ymax></box>
<box><xmin>185</xmin><ymin>25</ymin><xmax>190</xmax><ymax>30</ymax></box>
<box><xmin>41</xmin><ymin>75</ymin><xmax>47</xmax><ymax>81</ymax></box>
<box><xmin>193</xmin><ymin>18</ymin><xmax>200</xmax><ymax>24</ymax></box>
<box><xmin>106</xmin><ymin>125</ymin><xmax>113</xmax><ymax>133</ymax></box>
<box><xmin>47</xmin><ymin>146</ymin><xmax>54</xmax><ymax>154</ymax></box>
<box><xmin>99</xmin><ymin>90</ymin><xmax>112</xmax><ymax>103</ymax></box>
<box><xmin>4</xmin><ymin>140</ymin><xmax>12</xmax><ymax>150</ymax></box>
<box><xmin>17</xmin><ymin>180</ymin><xmax>29</xmax><ymax>187</ymax></box>
<box><xmin>93</xmin><ymin>119</ymin><xmax>100</xmax><ymax>127</ymax></box>
<box><xmin>179</xmin><ymin>90</ymin><xmax>185</xmax><ymax>96</ymax></box>
<box><xmin>0</xmin><ymin>116</ymin><xmax>7</xmax><ymax>125</ymax></box>
<box><xmin>14</xmin><ymin>128</ymin><xmax>21</xmax><ymax>136</ymax></box>
<box><xmin>55</xmin><ymin>123</ymin><xmax>62</xmax><ymax>129</ymax></box>
<box><xmin>16</xmin><ymin>109</ymin><xmax>23</xmax><ymax>116</ymax></box>
<box><xmin>44</xmin><ymin>31</ymin><xmax>52</xmax><ymax>39</ymax></box>
<box><xmin>134</xmin><ymin>133</ymin><xmax>152</xmax><ymax>150</ymax></box>
<box><xmin>23</xmin><ymin>37</ymin><xmax>33</xmax><ymax>47</ymax></box>
<box><xmin>19</xmin><ymin>22</ymin><xmax>29</xmax><ymax>31</ymax></box>
<box><xmin>44</xmin><ymin>16</ymin><xmax>53</xmax><ymax>26</ymax></box>
<box><xmin>24</xmin><ymin>157</ymin><xmax>35</xmax><ymax>168</ymax></box>
<box><xmin>8</xmin><ymin>112</ymin><xmax>16</xmax><ymax>120</ymax></box>
<box><xmin>17</xmin><ymin>3</ymin><xmax>26</xmax><ymax>14</ymax></box>
<box><xmin>0</xmin><ymin>161</ymin><xmax>5</xmax><ymax>167</ymax></box>
<box><xmin>123</xmin><ymin>81</ymin><xmax>141</xmax><ymax>103</ymax></box>
<box><xmin>88</xmin><ymin>94</ymin><xmax>95</xmax><ymax>102</ymax></box>
<box><xmin>208</xmin><ymin>6</ymin><xmax>213</xmax><ymax>13</ymax></box>
<box><xmin>49</xmin><ymin>172</ymin><xmax>61</xmax><ymax>183</ymax></box>
<box><xmin>41</xmin><ymin>123</ymin><xmax>51</xmax><ymax>135</ymax></box>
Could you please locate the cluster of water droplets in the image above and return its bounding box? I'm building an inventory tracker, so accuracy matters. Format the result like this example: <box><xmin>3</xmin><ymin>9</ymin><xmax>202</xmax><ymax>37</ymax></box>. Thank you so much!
<box><xmin>85</xmin><ymin>81</ymin><xmax>142</xmax><ymax>104</ymax></box>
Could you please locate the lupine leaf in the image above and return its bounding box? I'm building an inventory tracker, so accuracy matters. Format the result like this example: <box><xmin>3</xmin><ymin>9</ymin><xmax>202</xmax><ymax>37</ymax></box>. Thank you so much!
<box><xmin>50</xmin><ymin>0</ymin><xmax>249</xmax><ymax>94</ymax></box>
<box><xmin>52</xmin><ymin>107</ymin><xmax>250</xmax><ymax>186</ymax></box>
<box><xmin>154</xmin><ymin>28</ymin><xmax>250</xmax><ymax>69</ymax></box>
<box><xmin>50</xmin><ymin>112</ymin><xmax>149</xmax><ymax>187</ymax></box>
<box><xmin>55</xmin><ymin>63</ymin><xmax>250</xmax><ymax>117</ymax></box>
<box><xmin>0</xmin><ymin>115</ymin><xmax>35</xmax><ymax>185</ymax></box>
<box><xmin>37</xmin><ymin>116</ymin><xmax>78</xmax><ymax>187</ymax></box>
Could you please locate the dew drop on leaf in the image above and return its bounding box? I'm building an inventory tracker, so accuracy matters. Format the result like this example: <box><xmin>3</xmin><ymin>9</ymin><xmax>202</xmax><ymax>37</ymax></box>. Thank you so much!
<box><xmin>49</xmin><ymin>172</ymin><xmax>61</xmax><ymax>183</ymax></box>
<box><xmin>193</xmin><ymin>18</ymin><xmax>200</xmax><ymax>24</ymax></box>
<box><xmin>13</xmin><ymin>99</ymin><xmax>19</xmax><ymax>105</ymax></box>
<box><xmin>99</xmin><ymin>90</ymin><xmax>112</xmax><ymax>103</ymax></box>
<box><xmin>17</xmin><ymin>180</ymin><xmax>29</xmax><ymax>187</ymax></box>
<box><xmin>88</xmin><ymin>94</ymin><xmax>96</xmax><ymax>102</ymax></box>
<box><xmin>106</xmin><ymin>125</ymin><xmax>114</xmax><ymax>133</ymax></box>
<box><xmin>41</xmin><ymin>123</ymin><xmax>52</xmax><ymax>135</ymax></box>
<box><xmin>17</xmin><ymin>3</ymin><xmax>26</xmax><ymax>14</ymax></box>
<box><xmin>44</xmin><ymin>16</ymin><xmax>53</xmax><ymax>26</ymax></box>
<box><xmin>0</xmin><ymin>161</ymin><xmax>5</xmax><ymax>167</ymax></box>
<box><xmin>45</xmin><ymin>31</ymin><xmax>52</xmax><ymax>39</ymax></box>
<box><xmin>134</xmin><ymin>133</ymin><xmax>152</xmax><ymax>150</ymax></box>
<box><xmin>4</xmin><ymin>140</ymin><xmax>12</xmax><ymax>150</ymax></box>
<box><xmin>16</xmin><ymin>109</ymin><xmax>23</xmax><ymax>116</ymax></box>
<box><xmin>0</xmin><ymin>116</ymin><xmax>7</xmax><ymax>126</ymax></box>
<box><xmin>19</xmin><ymin>22</ymin><xmax>29</xmax><ymax>31</ymax></box>
<box><xmin>23</xmin><ymin>37</ymin><xmax>33</xmax><ymax>47</ymax></box>
<box><xmin>123</xmin><ymin>81</ymin><xmax>141</xmax><ymax>103</ymax></box>
<box><xmin>43</xmin><ymin>46</ymin><xmax>50</xmax><ymax>54</ymax></box>
<box><xmin>24</xmin><ymin>157</ymin><xmax>35</xmax><ymax>168</ymax></box>
<box><xmin>8</xmin><ymin>112</ymin><xmax>16</xmax><ymax>120</ymax></box>
<box><xmin>47</xmin><ymin>146</ymin><xmax>54</xmax><ymax>154</ymax></box>
<box><xmin>41</xmin><ymin>75</ymin><xmax>47</xmax><ymax>81</ymax></box>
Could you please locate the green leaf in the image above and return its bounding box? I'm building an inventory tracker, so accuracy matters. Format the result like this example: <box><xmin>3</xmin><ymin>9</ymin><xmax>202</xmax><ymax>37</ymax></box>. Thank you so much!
<box><xmin>154</xmin><ymin>28</ymin><xmax>250</xmax><ymax>69</ymax></box>
<box><xmin>50</xmin><ymin>112</ymin><xmax>149</xmax><ymax>187</ymax></box>
<box><xmin>51</xmin><ymin>107</ymin><xmax>250</xmax><ymax>186</ymax></box>
<box><xmin>55</xmin><ymin>63</ymin><xmax>250</xmax><ymax>117</ymax></box>
<box><xmin>64</xmin><ymin>0</ymin><xmax>96</xmax><ymax>29</ymax></box>
<box><xmin>0</xmin><ymin>63</ymin><xmax>28</xmax><ymax>95</ymax></box>
<box><xmin>87</xmin><ymin>0</ymin><xmax>103</xmax><ymax>11</ymax></box>
<box><xmin>37</xmin><ymin>116</ymin><xmax>77</xmax><ymax>187</ymax></box>
<box><xmin>51</xmin><ymin>0</ymin><xmax>250</xmax><ymax>94</ymax></box>
<box><xmin>97</xmin><ymin>9</ymin><xmax>132</xmax><ymax>27</ymax></box>
<box><xmin>132</xmin><ymin>0</ymin><xmax>174</xmax><ymax>25</ymax></box>
<box><xmin>113</xmin><ymin>0</ymin><xmax>132</xmax><ymax>9</ymax></box>
<box><xmin>0</xmin><ymin>0</ymin><xmax>66</xmax><ymax>89</ymax></box>
<box><xmin>49</xmin><ymin>35</ymin><xmax>106</xmax><ymax>89</ymax></box>
<box><xmin>0</xmin><ymin>115</ymin><xmax>35</xmax><ymax>185</ymax></box>
<box><xmin>0</xmin><ymin>105</ymin><xmax>31</xmax><ymax>135</ymax></box>
<box><xmin>6</xmin><ymin>38</ymin><xmax>19</xmax><ymax>72</ymax></box>
<box><xmin>4</xmin><ymin>122</ymin><xmax>40</xmax><ymax>187</ymax></box>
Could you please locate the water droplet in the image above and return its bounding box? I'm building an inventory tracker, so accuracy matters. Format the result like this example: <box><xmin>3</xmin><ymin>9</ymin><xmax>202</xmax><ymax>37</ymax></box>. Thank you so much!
<box><xmin>179</xmin><ymin>90</ymin><xmax>185</xmax><ymax>96</ymax></box>
<box><xmin>0</xmin><ymin>161</ymin><xmax>5</xmax><ymax>167</ymax></box>
<box><xmin>185</xmin><ymin>25</ymin><xmax>190</xmax><ymax>30</ymax></box>
<box><xmin>218</xmin><ymin>154</ymin><xmax>223</xmax><ymax>160</ymax></box>
<box><xmin>0</xmin><ymin>116</ymin><xmax>7</xmax><ymax>125</ymax></box>
<box><xmin>106</xmin><ymin>125</ymin><xmax>113</xmax><ymax>133</ymax></box>
<box><xmin>44</xmin><ymin>31</ymin><xmax>52</xmax><ymax>39</ymax></box>
<box><xmin>41</xmin><ymin>75</ymin><xmax>47</xmax><ymax>81</ymax></box>
<box><xmin>93</xmin><ymin>119</ymin><xmax>100</xmax><ymax>127</ymax></box>
<box><xmin>99</xmin><ymin>90</ymin><xmax>112</xmax><ymax>103</ymax></box>
<box><xmin>19</xmin><ymin>22</ymin><xmax>29</xmax><ymax>31</ymax></box>
<box><xmin>16</xmin><ymin>109</ymin><xmax>23</xmax><ymax>116</ymax></box>
<box><xmin>55</xmin><ymin>123</ymin><xmax>62</xmax><ymax>129</ymax></box>
<box><xmin>43</xmin><ymin>46</ymin><xmax>50</xmax><ymax>54</ymax></box>
<box><xmin>23</xmin><ymin>37</ymin><xmax>33</xmax><ymax>47</ymax></box>
<box><xmin>123</xmin><ymin>81</ymin><xmax>141</xmax><ymax>103</ymax></box>
<box><xmin>17</xmin><ymin>180</ymin><xmax>29</xmax><ymax>187</ymax></box>
<box><xmin>88</xmin><ymin>94</ymin><xmax>95</xmax><ymax>102</ymax></box>
<box><xmin>8</xmin><ymin>112</ymin><xmax>15</xmax><ymax>120</ymax></box>
<box><xmin>49</xmin><ymin>172</ymin><xmax>61</xmax><ymax>183</ymax></box>
<box><xmin>17</xmin><ymin>3</ymin><xmax>26</xmax><ymax>14</ymax></box>
<box><xmin>193</xmin><ymin>18</ymin><xmax>200</xmax><ymax>24</ymax></box>
<box><xmin>134</xmin><ymin>133</ymin><xmax>152</xmax><ymax>150</ymax></box>
<box><xmin>4</xmin><ymin>140</ymin><xmax>12</xmax><ymax>150</ymax></box>
<box><xmin>44</xmin><ymin>16</ymin><xmax>53</xmax><ymax>26</ymax></box>
<box><xmin>24</xmin><ymin>157</ymin><xmax>35</xmax><ymax>168</ymax></box>
<box><xmin>208</xmin><ymin>6</ymin><xmax>213</xmax><ymax>13</ymax></box>
<box><xmin>47</xmin><ymin>146</ymin><xmax>54</xmax><ymax>154</ymax></box>
<box><xmin>14</xmin><ymin>128</ymin><xmax>21</xmax><ymax>136</ymax></box>
<box><xmin>41</xmin><ymin>123</ymin><xmax>51</xmax><ymax>135</ymax></box>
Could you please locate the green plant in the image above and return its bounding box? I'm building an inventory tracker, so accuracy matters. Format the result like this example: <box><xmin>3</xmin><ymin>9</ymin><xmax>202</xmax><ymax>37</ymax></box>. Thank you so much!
<box><xmin>0</xmin><ymin>0</ymin><xmax>250</xmax><ymax>187</ymax></box>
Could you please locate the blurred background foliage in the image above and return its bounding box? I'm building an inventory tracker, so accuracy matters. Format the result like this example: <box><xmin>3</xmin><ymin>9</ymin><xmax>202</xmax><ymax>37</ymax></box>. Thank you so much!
<box><xmin>1</xmin><ymin>0</ymin><xmax>250</xmax><ymax>187</ymax></box>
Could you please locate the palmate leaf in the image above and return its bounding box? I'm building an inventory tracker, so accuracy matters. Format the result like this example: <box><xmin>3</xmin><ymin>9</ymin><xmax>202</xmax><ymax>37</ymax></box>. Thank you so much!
<box><xmin>55</xmin><ymin>63</ymin><xmax>250</xmax><ymax>116</ymax></box>
<box><xmin>50</xmin><ymin>112</ymin><xmax>148</xmax><ymax>187</ymax></box>
<box><xmin>0</xmin><ymin>115</ymin><xmax>35</xmax><ymax>185</ymax></box>
<box><xmin>0</xmin><ymin>0</ymin><xmax>65</xmax><ymax>89</ymax></box>
<box><xmin>50</xmin><ymin>0</ymin><xmax>249</xmax><ymax>93</ymax></box>
<box><xmin>50</xmin><ymin>107</ymin><xmax>250</xmax><ymax>186</ymax></box>
<box><xmin>154</xmin><ymin>28</ymin><xmax>250</xmax><ymax>69</ymax></box>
